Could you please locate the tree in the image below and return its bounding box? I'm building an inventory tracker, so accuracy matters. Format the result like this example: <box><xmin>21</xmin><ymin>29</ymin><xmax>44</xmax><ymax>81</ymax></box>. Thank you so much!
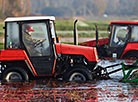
<box><xmin>92</xmin><ymin>0</ymin><xmax>107</xmax><ymax>16</ymax></box>
<box><xmin>132</xmin><ymin>0</ymin><xmax>138</xmax><ymax>15</ymax></box>
<box><xmin>41</xmin><ymin>7</ymin><xmax>74</xmax><ymax>17</ymax></box>
<box><xmin>105</xmin><ymin>0</ymin><xmax>119</xmax><ymax>15</ymax></box>
<box><xmin>0</xmin><ymin>0</ymin><xmax>31</xmax><ymax>18</ymax></box>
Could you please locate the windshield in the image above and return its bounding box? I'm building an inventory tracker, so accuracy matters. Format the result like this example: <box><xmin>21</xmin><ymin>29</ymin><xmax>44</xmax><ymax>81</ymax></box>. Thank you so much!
<box><xmin>110</xmin><ymin>25</ymin><xmax>138</xmax><ymax>47</ymax></box>
<box><xmin>130</xmin><ymin>26</ymin><xmax>138</xmax><ymax>42</ymax></box>
<box><xmin>110</xmin><ymin>25</ymin><xmax>130</xmax><ymax>47</ymax></box>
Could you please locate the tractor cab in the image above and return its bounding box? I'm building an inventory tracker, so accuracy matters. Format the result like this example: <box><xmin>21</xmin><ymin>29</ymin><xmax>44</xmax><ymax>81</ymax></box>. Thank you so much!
<box><xmin>106</xmin><ymin>21</ymin><xmax>138</xmax><ymax>58</ymax></box>
<box><xmin>5</xmin><ymin>16</ymin><xmax>58</xmax><ymax>75</ymax></box>
<box><xmin>81</xmin><ymin>21</ymin><xmax>138</xmax><ymax>59</ymax></box>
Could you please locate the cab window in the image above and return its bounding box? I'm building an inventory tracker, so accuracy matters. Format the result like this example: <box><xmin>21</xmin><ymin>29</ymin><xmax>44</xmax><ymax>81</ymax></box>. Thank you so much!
<box><xmin>22</xmin><ymin>23</ymin><xmax>50</xmax><ymax>56</ymax></box>
<box><xmin>130</xmin><ymin>26</ymin><xmax>138</xmax><ymax>42</ymax></box>
<box><xmin>111</xmin><ymin>26</ymin><xmax>128</xmax><ymax>47</ymax></box>
<box><xmin>6</xmin><ymin>22</ymin><xmax>20</xmax><ymax>48</ymax></box>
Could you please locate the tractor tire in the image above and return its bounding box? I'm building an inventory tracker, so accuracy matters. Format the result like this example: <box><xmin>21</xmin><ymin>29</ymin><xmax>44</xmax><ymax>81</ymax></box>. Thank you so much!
<box><xmin>63</xmin><ymin>66</ymin><xmax>93</xmax><ymax>82</ymax></box>
<box><xmin>68</xmin><ymin>72</ymin><xmax>87</xmax><ymax>82</ymax></box>
<box><xmin>2</xmin><ymin>67</ymin><xmax>29</xmax><ymax>82</ymax></box>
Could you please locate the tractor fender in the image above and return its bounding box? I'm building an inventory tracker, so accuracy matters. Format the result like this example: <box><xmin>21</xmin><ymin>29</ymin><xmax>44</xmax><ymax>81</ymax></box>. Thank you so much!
<box><xmin>1</xmin><ymin>60</ymin><xmax>35</xmax><ymax>77</ymax></box>
<box><xmin>121</xmin><ymin>50</ymin><xmax>138</xmax><ymax>59</ymax></box>
<box><xmin>121</xmin><ymin>43</ymin><xmax>138</xmax><ymax>58</ymax></box>
<box><xmin>0</xmin><ymin>49</ymin><xmax>38</xmax><ymax>76</ymax></box>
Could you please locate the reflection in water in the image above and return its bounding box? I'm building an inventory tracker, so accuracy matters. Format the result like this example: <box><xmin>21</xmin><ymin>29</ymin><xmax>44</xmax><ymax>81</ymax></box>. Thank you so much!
<box><xmin>0</xmin><ymin>78</ymin><xmax>138</xmax><ymax>101</ymax></box>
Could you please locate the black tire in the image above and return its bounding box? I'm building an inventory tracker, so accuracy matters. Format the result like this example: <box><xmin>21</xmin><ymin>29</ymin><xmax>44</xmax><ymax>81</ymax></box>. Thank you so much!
<box><xmin>2</xmin><ymin>67</ymin><xmax>29</xmax><ymax>82</ymax></box>
<box><xmin>68</xmin><ymin>72</ymin><xmax>87</xmax><ymax>82</ymax></box>
<box><xmin>64</xmin><ymin>66</ymin><xmax>93</xmax><ymax>82</ymax></box>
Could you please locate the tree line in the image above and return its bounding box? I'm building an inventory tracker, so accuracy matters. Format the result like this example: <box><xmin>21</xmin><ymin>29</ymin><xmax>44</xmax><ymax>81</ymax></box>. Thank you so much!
<box><xmin>0</xmin><ymin>0</ymin><xmax>31</xmax><ymax>19</ymax></box>
<box><xmin>0</xmin><ymin>0</ymin><xmax>138</xmax><ymax>19</ymax></box>
<box><xmin>31</xmin><ymin>0</ymin><xmax>138</xmax><ymax>17</ymax></box>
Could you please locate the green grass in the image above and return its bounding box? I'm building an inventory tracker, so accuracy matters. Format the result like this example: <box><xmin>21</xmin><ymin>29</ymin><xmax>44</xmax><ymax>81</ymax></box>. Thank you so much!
<box><xmin>0</xmin><ymin>43</ymin><xmax>4</xmax><ymax>49</ymax></box>
<box><xmin>55</xmin><ymin>19</ymin><xmax>110</xmax><ymax>38</ymax></box>
<box><xmin>55</xmin><ymin>20</ymin><xmax>110</xmax><ymax>31</ymax></box>
<box><xmin>0</xmin><ymin>23</ymin><xmax>4</xmax><ymax>31</ymax></box>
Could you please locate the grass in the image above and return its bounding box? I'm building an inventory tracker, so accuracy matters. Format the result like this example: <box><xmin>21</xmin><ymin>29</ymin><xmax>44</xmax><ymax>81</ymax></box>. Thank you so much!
<box><xmin>0</xmin><ymin>23</ymin><xmax>4</xmax><ymax>31</ymax></box>
<box><xmin>0</xmin><ymin>43</ymin><xmax>4</xmax><ymax>49</ymax></box>
<box><xmin>55</xmin><ymin>19</ymin><xmax>110</xmax><ymax>38</ymax></box>
<box><xmin>55</xmin><ymin>19</ymin><xmax>110</xmax><ymax>31</ymax></box>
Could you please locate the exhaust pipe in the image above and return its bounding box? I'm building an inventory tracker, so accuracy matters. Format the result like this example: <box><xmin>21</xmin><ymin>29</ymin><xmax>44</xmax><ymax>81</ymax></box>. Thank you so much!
<box><xmin>95</xmin><ymin>24</ymin><xmax>99</xmax><ymax>47</ymax></box>
<box><xmin>74</xmin><ymin>20</ymin><xmax>78</xmax><ymax>45</ymax></box>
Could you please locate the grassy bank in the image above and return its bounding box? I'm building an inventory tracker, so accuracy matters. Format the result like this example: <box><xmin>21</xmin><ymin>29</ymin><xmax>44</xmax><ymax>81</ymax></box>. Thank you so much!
<box><xmin>0</xmin><ymin>43</ymin><xmax>4</xmax><ymax>49</ymax></box>
<box><xmin>55</xmin><ymin>20</ymin><xmax>110</xmax><ymax>38</ymax></box>
<box><xmin>0</xmin><ymin>23</ymin><xmax>4</xmax><ymax>31</ymax></box>
<box><xmin>55</xmin><ymin>20</ymin><xmax>110</xmax><ymax>31</ymax></box>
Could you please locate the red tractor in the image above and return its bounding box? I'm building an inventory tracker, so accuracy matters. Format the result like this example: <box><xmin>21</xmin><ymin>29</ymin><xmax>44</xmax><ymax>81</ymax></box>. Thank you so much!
<box><xmin>0</xmin><ymin>16</ymin><xmax>99</xmax><ymax>82</ymax></box>
<box><xmin>80</xmin><ymin>21</ymin><xmax>138</xmax><ymax>59</ymax></box>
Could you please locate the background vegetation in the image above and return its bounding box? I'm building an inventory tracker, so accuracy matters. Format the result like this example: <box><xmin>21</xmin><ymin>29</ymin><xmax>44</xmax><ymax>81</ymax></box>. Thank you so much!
<box><xmin>55</xmin><ymin>20</ymin><xmax>109</xmax><ymax>31</ymax></box>
<box><xmin>0</xmin><ymin>0</ymin><xmax>138</xmax><ymax>19</ymax></box>
<box><xmin>31</xmin><ymin>0</ymin><xmax>138</xmax><ymax>17</ymax></box>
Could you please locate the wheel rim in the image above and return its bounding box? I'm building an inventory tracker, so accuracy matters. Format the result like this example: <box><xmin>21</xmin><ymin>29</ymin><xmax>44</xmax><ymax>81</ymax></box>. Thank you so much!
<box><xmin>69</xmin><ymin>72</ymin><xmax>86</xmax><ymax>82</ymax></box>
<box><xmin>5</xmin><ymin>72</ymin><xmax>23</xmax><ymax>82</ymax></box>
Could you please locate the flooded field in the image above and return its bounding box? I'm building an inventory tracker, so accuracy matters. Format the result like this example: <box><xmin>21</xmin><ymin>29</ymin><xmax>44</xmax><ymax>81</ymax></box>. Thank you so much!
<box><xmin>0</xmin><ymin>74</ymin><xmax>138</xmax><ymax>102</ymax></box>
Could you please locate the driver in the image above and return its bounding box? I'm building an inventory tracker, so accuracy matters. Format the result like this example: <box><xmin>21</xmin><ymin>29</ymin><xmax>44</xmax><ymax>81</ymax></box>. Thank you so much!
<box><xmin>24</xmin><ymin>25</ymin><xmax>36</xmax><ymax>46</ymax></box>
<box><xmin>23</xmin><ymin>25</ymin><xmax>41</xmax><ymax>56</ymax></box>
<box><xmin>116</xmin><ymin>26</ymin><xmax>130</xmax><ymax>45</ymax></box>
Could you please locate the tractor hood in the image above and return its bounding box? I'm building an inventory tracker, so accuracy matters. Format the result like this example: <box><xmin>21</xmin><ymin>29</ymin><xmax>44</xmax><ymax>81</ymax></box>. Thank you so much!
<box><xmin>55</xmin><ymin>43</ymin><xmax>99</xmax><ymax>62</ymax></box>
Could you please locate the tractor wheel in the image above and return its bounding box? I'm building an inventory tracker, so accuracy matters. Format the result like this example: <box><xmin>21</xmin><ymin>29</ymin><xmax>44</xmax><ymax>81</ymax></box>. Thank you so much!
<box><xmin>69</xmin><ymin>72</ymin><xmax>87</xmax><ymax>82</ymax></box>
<box><xmin>64</xmin><ymin>66</ymin><xmax>93</xmax><ymax>82</ymax></box>
<box><xmin>2</xmin><ymin>67</ymin><xmax>29</xmax><ymax>82</ymax></box>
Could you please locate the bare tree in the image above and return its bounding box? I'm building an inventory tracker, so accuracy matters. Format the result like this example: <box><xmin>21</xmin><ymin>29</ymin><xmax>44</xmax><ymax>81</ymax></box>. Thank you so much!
<box><xmin>0</xmin><ymin>0</ymin><xmax>31</xmax><ymax>18</ymax></box>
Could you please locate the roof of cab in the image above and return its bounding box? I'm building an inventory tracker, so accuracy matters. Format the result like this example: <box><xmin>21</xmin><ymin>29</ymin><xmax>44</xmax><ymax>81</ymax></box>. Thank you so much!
<box><xmin>110</xmin><ymin>21</ymin><xmax>138</xmax><ymax>25</ymax></box>
<box><xmin>5</xmin><ymin>16</ymin><xmax>55</xmax><ymax>22</ymax></box>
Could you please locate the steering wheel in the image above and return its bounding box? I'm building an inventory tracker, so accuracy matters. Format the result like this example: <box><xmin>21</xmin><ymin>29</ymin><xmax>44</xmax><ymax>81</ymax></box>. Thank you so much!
<box><xmin>116</xmin><ymin>36</ymin><xmax>125</xmax><ymax>45</ymax></box>
<box><xmin>34</xmin><ymin>39</ymin><xmax>46</xmax><ymax>47</ymax></box>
